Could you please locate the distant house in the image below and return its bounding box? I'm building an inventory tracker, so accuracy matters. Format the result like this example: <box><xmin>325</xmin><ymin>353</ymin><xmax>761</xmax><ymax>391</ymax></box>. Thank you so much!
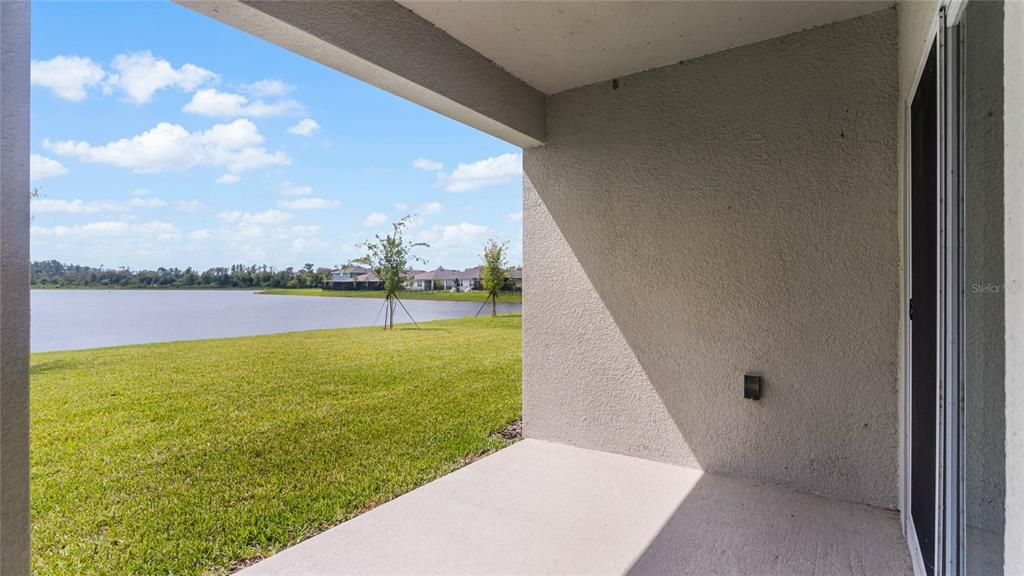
<box><xmin>330</xmin><ymin>265</ymin><xmax>370</xmax><ymax>282</ymax></box>
<box><xmin>455</xmin><ymin>266</ymin><xmax>483</xmax><ymax>291</ymax></box>
<box><xmin>457</xmin><ymin>266</ymin><xmax>521</xmax><ymax>292</ymax></box>
<box><xmin>325</xmin><ymin>265</ymin><xmax>373</xmax><ymax>290</ymax></box>
<box><xmin>352</xmin><ymin>271</ymin><xmax>382</xmax><ymax>290</ymax></box>
<box><xmin>327</xmin><ymin>264</ymin><xmax>522</xmax><ymax>292</ymax></box>
<box><xmin>411</xmin><ymin>268</ymin><xmax>462</xmax><ymax>291</ymax></box>
<box><xmin>403</xmin><ymin>270</ymin><xmax>425</xmax><ymax>290</ymax></box>
<box><xmin>505</xmin><ymin>267</ymin><xmax>523</xmax><ymax>292</ymax></box>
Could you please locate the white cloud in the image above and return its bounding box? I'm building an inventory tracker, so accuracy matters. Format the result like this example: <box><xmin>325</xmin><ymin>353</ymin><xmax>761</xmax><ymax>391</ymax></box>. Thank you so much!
<box><xmin>417</xmin><ymin>222</ymin><xmax>489</xmax><ymax>247</ymax></box>
<box><xmin>183</xmin><ymin>88</ymin><xmax>303</xmax><ymax>118</ymax></box>
<box><xmin>31</xmin><ymin>56</ymin><xmax>106</xmax><ymax>102</ymax></box>
<box><xmin>130</xmin><ymin>188</ymin><xmax>151</xmax><ymax>197</ymax></box>
<box><xmin>207</xmin><ymin>213</ymin><xmax>333</xmax><ymax>264</ymax></box>
<box><xmin>439</xmin><ymin>152</ymin><xmax>522</xmax><ymax>192</ymax></box>
<box><xmin>217</xmin><ymin>174</ymin><xmax>241</xmax><ymax>185</ymax></box>
<box><xmin>217</xmin><ymin>209</ymin><xmax>294</xmax><ymax>226</ymax></box>
<box><xmin>287</xmin><ymin>118</ymin><xmax>320</xmax><ymax>136</ymax></box>
<box><xmin>31</xmin><ymin>219</ymin><xmax>180</xmax><ymax>241</ymax></box>
<box><xmin>45</xmin><ymin>119</ymin><xmax>289</xmax><ymax>180</ymax></box>
<box><xmin>231</xmin><ymin>223</ymin><xmax>265</xmax><ymax>240</ymax></box>
<box><xmin>278</xmin><ymin>197</ymin><xmax>340</xmax><ymax>210</ymax></box>
<box><xmin>363</xmin><ymin>212</ymin><xmax>388</xmax><ymax>227</ymax></box>
<box><xmin>420</xmin><ymin>201</ymin><xmax>444</xmax><ymax>215</ymax></box>
<box><xmin>138</xmin><ymin>221</ymin><xmax>181</xmax><ymax>241</ymax></box>
<box><xmin>278</xmin><ymin>183</ymin><xmax>313</xmax><ymax>197</ymax></box>
<box><xmin>175</xmin><ymin>199</ymin><xmax>206</xmax><ymax>213</ymax></box>
<box><xmin>240</xmin><ymin>79</ymin><xmax>293</xmax><ymax>97</ymax></box>
<box><xmin>183</xmin><ymin>89</ymin><xmax>245</xmax><ymax>116</ymax></box>
<box><xmin>31</xmin><ymin>221</ymin><xmax>128</xmax><ymax>237</ymax></box>
<box><xmin>290</xmin><ymin>237</ymin><xmax>332</xmax><ymax>253</ymax></box>
<box><xmin>128</xmin><ymin>197</ymin><xmax>167</xmax><ymax>208</ymax></box>
<box><xmin>229</xmin><ymin>243</ymin><xmax>267</xmax><ymax>262</ymax></box>
<box><xmin>31</xmin><ymin>198</ymin><xmax>110</xmax><ymax>214</ymax></box>
<box><xmin>415</xmin><ymin>222</ymin><xmax>491</xmax><ymax>265</ymax></box>
<box><xmin>507</xmin><ymin>211</ymin><xmax>523</xmax><ymax>222</ymax></box>
<box><xmin>413</xmin><ymin>158</ymin><xmax>443</xmax><ymax>171</ymax></box>
<box><xmin>104</xmin><ymin>52</ymin><xmax>216</xmax><ymax>104</ymax></box>
<box><xmin>290</xmin><ymin>225</ymin><xmax>322</xmax><ymax>236</ymax></box>
<box><xmin>395</xmin><ymin>202</ymin><xmax>409</xmax><ymax>211</ymax></box>
<box><xmin>189</xmin><ymin>229</ymin><xmax>212</xmax><ymax>242</ymax></box>
<box><xmin>30</xmin><ymin>154</ymin><xmax>68</xmax><ymax>180</ymax></box>
<box><xmin>31</xmin><ymin>197</ymin><xmax>165</xmax><ymax>214</ymax></box>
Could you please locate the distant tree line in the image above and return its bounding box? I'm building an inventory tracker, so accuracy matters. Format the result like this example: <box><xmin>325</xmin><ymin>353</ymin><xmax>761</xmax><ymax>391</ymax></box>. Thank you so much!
<box><xmin>31</xmin><ymin>260</ymin><xmax>333</xmax><ymax>289</ymax></box>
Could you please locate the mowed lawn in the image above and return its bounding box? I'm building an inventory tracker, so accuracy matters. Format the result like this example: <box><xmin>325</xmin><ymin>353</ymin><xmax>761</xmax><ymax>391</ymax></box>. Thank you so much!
<box><xmin>30</xmin><ymin>315</ymin><xmax>522</xmax><ymax>576</ymax></box>
<box><xmin>259</xmin><ymin>288</ymin><xmax>523</xmax><ymax>305</ymax></box>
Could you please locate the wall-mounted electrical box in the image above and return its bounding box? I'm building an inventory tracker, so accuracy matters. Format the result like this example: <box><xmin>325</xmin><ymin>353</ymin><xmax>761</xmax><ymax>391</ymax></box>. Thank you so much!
<box><xmin>744</xmin><ymin>374</ymin><xmax>762</xmax><ymax>400</ymax></box>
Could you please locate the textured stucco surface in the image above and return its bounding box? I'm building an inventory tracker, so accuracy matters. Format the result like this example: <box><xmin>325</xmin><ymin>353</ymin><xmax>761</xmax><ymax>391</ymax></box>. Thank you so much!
<box><xmin>240</xmin><ymin>440</ymin><xmax>912</xmax><ymax>576</ymax></box>
<box><xmin>0</xmin><ymin>2</ymin><xmax>31</xmax><ymax>575</ymax></box>
<box><xmin>896</xmin><ymin>0</ymin><xmax>939</xmax><ymax>523</ymax></box>
<box><xmin>1004</xmin><ymin>1</ymin><xmax>1024</xmax><ymax>571</ymax></box>
<box><xmin>179</xmin><ymin>0</ymin><xmax>546</xmax><ymax>147</ymax></box>
<box><xmin>964</xmin><ymin>0</ymin><xmax>1005</xmax><ymax>548</ymax></box>
<box><xmin>523</xmin><ymin>9</ymin><xmax>900</xmax><ymax>508</ymax></box>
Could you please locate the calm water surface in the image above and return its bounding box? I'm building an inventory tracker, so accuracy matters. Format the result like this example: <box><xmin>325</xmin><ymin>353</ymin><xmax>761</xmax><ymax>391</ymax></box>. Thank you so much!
<box><xmin>31</xmin><ymin>290</ymin><xmax>521</xmax><ymax>352</ymax></box>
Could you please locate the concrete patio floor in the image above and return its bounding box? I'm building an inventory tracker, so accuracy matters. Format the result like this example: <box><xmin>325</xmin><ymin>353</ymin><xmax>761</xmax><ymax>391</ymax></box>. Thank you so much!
<box><xmin>240</xmin><ymin>439</ymin><xmax>913</xmax><ymax>576</ymax></box>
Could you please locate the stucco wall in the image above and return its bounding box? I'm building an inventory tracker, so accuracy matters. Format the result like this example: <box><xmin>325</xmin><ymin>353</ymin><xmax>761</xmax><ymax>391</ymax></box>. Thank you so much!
<box><xmin>1004</xmin><ymin>0</ymin><xmax>1024</xmax><ymax>570</ymax></box>
<box><xmin>0</xmin><ymin>2</ymin><xmax>31</xmax><ymax>575</ymax></box>
<box><xmin>523</xmin><ymin>9</ymin><xmax>899</xmax><ymax>508</ymax></box>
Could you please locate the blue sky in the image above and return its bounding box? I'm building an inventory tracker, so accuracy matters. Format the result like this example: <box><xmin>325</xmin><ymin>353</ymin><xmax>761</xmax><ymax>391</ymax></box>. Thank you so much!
<box><xmin>29</xmin><ymin>1</ymin><xmax>523</xmax><ymax>271</ymax></box>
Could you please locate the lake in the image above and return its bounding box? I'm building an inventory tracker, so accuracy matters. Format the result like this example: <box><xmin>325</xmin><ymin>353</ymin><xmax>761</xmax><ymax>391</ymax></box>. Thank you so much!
<box><xmin>31</xmin><ymin>290</ymin><xmax>522</xmax><ymax>352</ymax></box>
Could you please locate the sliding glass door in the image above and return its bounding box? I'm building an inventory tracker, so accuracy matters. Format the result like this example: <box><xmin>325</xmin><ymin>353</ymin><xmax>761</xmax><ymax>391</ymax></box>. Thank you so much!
<box><xmin>908</xmin><ymin>41</ymin><xmax>940</xmax><ymax>576</ymax></box>
<box><xmin>906</xmin><ymin>3</ymin><xmax>1006</xmax><ymax>574</ymax></box>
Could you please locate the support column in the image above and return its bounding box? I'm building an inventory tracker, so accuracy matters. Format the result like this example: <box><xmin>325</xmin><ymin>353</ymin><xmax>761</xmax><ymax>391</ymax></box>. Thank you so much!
<box><xmin>0</xmin><ymin>2</ymin><xmax>31</xmax><ymax>575</ymax></box>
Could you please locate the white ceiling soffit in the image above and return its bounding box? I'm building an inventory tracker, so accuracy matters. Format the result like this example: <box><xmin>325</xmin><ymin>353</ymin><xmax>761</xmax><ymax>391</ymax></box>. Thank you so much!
<box><xmin>400</xmin><ymin>1</ymin><xmax>893</xmax><ymax>95</ymax></box>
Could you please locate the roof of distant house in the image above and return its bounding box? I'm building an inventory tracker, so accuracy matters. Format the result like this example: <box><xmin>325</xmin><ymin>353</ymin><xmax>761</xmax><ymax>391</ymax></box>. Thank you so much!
<box><xmin>335</xmin><ymin>265</ymin><xmax>371</xmax><ymax>275</ymax></box>
<box><xmin>414</xmin><ymin>267</ymin><xmax>461</xmax><ymax>281</ymax></box>
<box><xmin>333</xmin><ymin>265</ymin><xmax>521</xmax><ymax>282</ymax></box>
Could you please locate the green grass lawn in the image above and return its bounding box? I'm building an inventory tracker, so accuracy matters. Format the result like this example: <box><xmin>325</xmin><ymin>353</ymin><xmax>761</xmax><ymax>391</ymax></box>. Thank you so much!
<box><xmin>30</xmin><ymin>315</ymin><xmax>522</xmax><ymax>576</ymax></box>
<box><xmin>258</xmin><ymin>288</ymin><xmax>523</xmax><ymax>305</ymax></box>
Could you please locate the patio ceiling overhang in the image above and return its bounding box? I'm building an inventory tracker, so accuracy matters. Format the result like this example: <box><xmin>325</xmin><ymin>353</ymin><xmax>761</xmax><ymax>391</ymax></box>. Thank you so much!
<box><xmin>175</xmin><ymin>0</ymin><xmax>892</xmax><ymax>148</ymax></box>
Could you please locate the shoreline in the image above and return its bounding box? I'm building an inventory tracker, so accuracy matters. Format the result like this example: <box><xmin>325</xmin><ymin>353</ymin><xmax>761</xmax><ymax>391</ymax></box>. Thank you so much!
<box><xmin>258</xmin><ymin>287</ymin><xmax>523</xmax><ymax>304</ymax></box>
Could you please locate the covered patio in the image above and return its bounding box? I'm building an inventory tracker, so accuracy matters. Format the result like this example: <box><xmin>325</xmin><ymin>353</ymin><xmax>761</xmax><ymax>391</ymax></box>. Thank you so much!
<box><xmin>162</xmin><ymin>1</ymin><xmax>1024</xmax><ymax>574</ymax></box>
<box><xmin>239</xmin><ymin>440</ymin><xmax>910</xmax><ymax>576</ymax></box>
<box><xmin>1</xmin><ymin>0</ymin><xmax>1021</xmax><ymax>574</ymax></box>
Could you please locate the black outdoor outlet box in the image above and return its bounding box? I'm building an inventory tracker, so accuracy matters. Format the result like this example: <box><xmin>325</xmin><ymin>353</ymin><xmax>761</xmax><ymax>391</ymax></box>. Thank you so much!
<box><xmin>744</xmin><ymin>375</ymin><xmax>762</xmax><ymax>400</ymax></box>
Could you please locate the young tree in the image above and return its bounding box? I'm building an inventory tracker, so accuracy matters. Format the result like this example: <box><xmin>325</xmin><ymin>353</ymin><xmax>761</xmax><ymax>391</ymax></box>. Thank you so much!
<box><xmin>30</xmin><ymin>187</ymin><xmax>39</xmax><ymax>223</ymax></box>
<box><xmin>353</xmin><ymin>216</ymin><xmax>428</xmax><ymax>329</ymax></box>
<box><xmin>479</xmin><ymin>239</ymin><xmax>509</xmax><ymax>317</ymax></box>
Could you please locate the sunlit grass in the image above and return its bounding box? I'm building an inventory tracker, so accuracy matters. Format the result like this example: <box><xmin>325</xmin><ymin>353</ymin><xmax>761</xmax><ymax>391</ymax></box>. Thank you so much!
<box><xmin>31</xmin><ymin>315</ymin><xmax>522</xmax><ymax>576</ymax></box>
<box><xmin>258</xmin><ymin>288</ymin><xmax>523</xmax><ymax>304</ymax></box>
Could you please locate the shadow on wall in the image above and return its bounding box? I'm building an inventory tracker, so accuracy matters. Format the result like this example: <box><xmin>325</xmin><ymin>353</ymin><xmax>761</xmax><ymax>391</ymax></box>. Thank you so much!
<box><xmin>522</xmin><ymin>8</ymin><xmax>901</xmax><ymax>509</ymax></box>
